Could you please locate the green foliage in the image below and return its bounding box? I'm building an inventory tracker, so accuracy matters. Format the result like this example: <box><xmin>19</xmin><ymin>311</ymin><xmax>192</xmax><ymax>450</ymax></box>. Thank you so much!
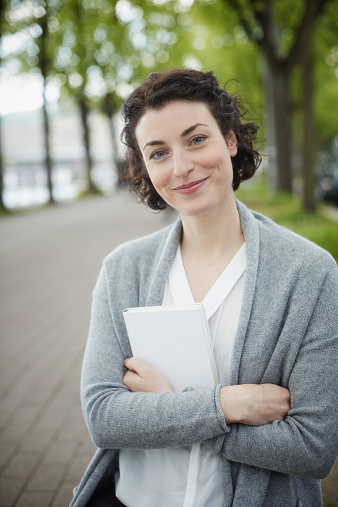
<box><xmin>285</xmin><ymin>0</ymin><xmax>338</xmax><ymax>150</ymax></box>
<box><xmin>273</xmin><ymin>0</ymin><xmax>306</xmax><ymax>56</ymax></box>
<box><xmin>1</xmin><ymin>0</ymin><xmax>338</xmax><ymax>190</ymax></box>
<box><xmin>1</xmin><ymin>0</ymin><xmax>190</xmax><ymax>105</ymax></box>
<box><xmin>2</xmin><ymin>0</ymin><xmax>337</xmax><ymax>150</ymax></box>
<box><xmin>313</xmin><ymin>0</ymin><xmax>338</xmax><ymax>145</ymax></box>
<box><xmin>77</xmin><ymin>187</ymin><xmax>104</xmax><ymax>198</ymax></box>
<box><xmin>156</xmin><ymin>0</ymin><xmax>265</xmax><ymax>133</ymax></box>
<box><xmin>192</xmin><ymin>0</ymin><xmax>338</xmax><ymax>152</ymax></box>
<box><xmin>1</xmin><ymin>0</ymin><xmax>59</xmax><ymax>75</ymax></box>
<box><xmin>236</xmin><ymin>176</ymin><xmax>338</xmax><ymax>262</ymax></box>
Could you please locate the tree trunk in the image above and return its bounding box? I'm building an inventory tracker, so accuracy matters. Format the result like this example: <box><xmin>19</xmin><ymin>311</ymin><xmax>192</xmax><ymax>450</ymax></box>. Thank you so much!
<box><xmin>79</xmin><ymin>95</ymin><xmax>96</xmax><ymax>193</ymax></box>
<box><xmin>42</xmin><ymin>83</ymin><xmax>55</xmax><ymax>203</ymax></box>
<box><xmin>251</xmin><ymin>0</ymin><xmax>293</xmax><ymax>193</ymax></box>
<box><xmin>0</xmin><ymin>0</ymin><xmax>6</xmax><ymax>211</ymax></box>
<box><xmin>108</xmin><ymin>112</ymin><xmax>127</xmax><ymax>187</ymax></box>
<box><xmin>268</xmin><ymin>59</ymin><xmax>293</xmax><ymax>192</ymax></box>
<box><xmin>0</xmin><ymin>116</ymin><xmax>6</xmax><ymax>211</ymax></box>
<box><xmin>227</xmin><ymin>0</ymin><xmax>328</xmax><ymax>197</ymax></box>
<box><xmin>102</xmin><ymin>92</ymin><xmax>124</xmax><ymax>186</ymax></box>
<box><xmin>39</xmin><ymin>13</ymin><xmax>55</xmax><ymax>204</ymax></box>
<box><xmin>263</xmin><ymin>55</ymin><xmax>277</xmax><ymax>191</ymax></box>
<box><xmin>302</xmin><ymin>36</ymin><xmax>316</xmax><ymax>211</ymax></box>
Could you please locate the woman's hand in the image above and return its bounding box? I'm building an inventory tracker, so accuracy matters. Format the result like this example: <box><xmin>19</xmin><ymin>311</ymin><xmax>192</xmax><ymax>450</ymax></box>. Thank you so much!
<box><xmin>220</xmin><ymin>384</ymin><xmax>290</xmax><ymax>426</ymax></box>
<box><xmin>123</xmin><ymin>357</ymin><xmax>174</xmax><ymax>394</ymax></box>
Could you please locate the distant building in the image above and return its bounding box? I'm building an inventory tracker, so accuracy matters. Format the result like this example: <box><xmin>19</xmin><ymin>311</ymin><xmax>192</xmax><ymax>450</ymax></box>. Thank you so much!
<box><xmin>1</xmin><ymin>104</ymin><xmax>120</xmax><ymax>208</ymax></box>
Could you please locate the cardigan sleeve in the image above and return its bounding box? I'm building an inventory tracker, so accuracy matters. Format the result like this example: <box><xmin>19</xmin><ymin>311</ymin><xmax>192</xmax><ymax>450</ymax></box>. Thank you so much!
<box><xmin>80</xmin><ymin>265</ymin><xmax>229</xmax><ymax>450</ymax></box>
<box><xmin>207</xmin><ymin>259</ymin><xmax>338</xmax><ymax>479</ymax></box>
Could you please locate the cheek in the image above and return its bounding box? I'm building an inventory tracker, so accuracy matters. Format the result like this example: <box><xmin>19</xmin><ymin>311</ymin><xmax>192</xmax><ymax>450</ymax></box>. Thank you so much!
<box><xmin>214</xmin><ymin>148</ymin><xmax>233</xmax><ymax>172</ymax></box>
<box><xmin>146</xmin><ymin>168</ymin><xmax>159</xmax><ymax>187</ymax></box>
<box><xmin>199</xmin><ymin>144</ymin><xmax>228</xmax><ymax>168</ymax></box>
<box><xmin>146</xmin><ymin>165</ymin><xmax>170</xmax><ymax>192</ymax></box>
<box><xmin>207</xmin><ymin>153</ymin><xmax>230</xmax><ymax>176</ymax></box>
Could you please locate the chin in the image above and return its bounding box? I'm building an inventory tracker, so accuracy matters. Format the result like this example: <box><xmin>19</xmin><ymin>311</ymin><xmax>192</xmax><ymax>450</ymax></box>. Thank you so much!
<box><xmin>177</xmin><ymin>202</ymin><xmax>215</xmax><ymax>217</ymax></box>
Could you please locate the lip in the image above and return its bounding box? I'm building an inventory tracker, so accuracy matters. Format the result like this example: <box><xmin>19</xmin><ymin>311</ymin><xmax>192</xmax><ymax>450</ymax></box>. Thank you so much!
<box><xmin>174</xmin><ymin>177</ymin><xmax>208</xmax><ymax>194</ymax></box>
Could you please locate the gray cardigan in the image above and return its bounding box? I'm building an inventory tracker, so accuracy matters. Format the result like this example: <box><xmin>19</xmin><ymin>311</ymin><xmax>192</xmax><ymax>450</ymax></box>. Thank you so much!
<box><xmin>70</xmin><ymin>201</ymin><xmax>338</xmax><ymax>507</ymax></box>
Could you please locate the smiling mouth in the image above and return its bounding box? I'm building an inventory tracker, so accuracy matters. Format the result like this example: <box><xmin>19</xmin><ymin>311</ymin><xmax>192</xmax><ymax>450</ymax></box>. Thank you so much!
<box><xmin>174</xmin><ymin>177</ymin><xmax>208</xmax><ymax>191</ymax></box>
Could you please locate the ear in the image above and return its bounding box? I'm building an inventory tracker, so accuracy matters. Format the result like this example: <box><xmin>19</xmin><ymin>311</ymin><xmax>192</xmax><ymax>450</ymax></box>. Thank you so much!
<box><xmin>227</xmin><ymin>130</ymin><xmax>238</xmax><ymax>157</ymax></box>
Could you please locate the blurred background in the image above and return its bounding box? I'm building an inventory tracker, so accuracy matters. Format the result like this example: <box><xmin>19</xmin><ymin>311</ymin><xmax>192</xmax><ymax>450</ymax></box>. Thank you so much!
<box><xmin>1</xmin><ymin>0</ymin><xmax>338</xmax><ymax>214</ymax></box>
<box><xmin>0</xmin><ymin>0</ymin><xmax>337</xmax><ymax>506</ymax></box>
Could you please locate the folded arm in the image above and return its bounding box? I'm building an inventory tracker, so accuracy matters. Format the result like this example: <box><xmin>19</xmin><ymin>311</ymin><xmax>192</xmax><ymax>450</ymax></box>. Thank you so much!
<box><xmin>81</xmin><ymin>290</ymin><xmax>228</xmax><ymax>450</ymax></box>
<box><xmin>82</xmin><ymin>260</ymin><xmax>338</xmax><ymax>478</ymax></box>
<box><xmin>208</xmin><ymin>266</ymin><xmax>338</xmax><ymax>479</ymax></box>
<box><xmin>123</xmin><ymin>357</ymin><xmax>290</xmax><ymax>425</ymax></box>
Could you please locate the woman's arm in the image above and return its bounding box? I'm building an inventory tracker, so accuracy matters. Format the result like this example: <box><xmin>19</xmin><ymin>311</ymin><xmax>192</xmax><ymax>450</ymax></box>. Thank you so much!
<box><xmin>123</xmin><ymin>358</ymin><xmax>290</xmax><ymax>425</ymax></box>
<box><xmin>208</xmin><ymin>266</ymin><xmax>338</xmax><ymax>479</ymax></box>
<box><xmin>81</xmin><ymin>279</ymin><xmax>228</xmax><ymax>450</ymax></box>
<box><xmin>219</xmin><ymin>383</ymin><xmax>290</xmax><ymax>425</ymax></box>
<box><xmin>82</xmin><ymin>258</ymin><xmax>337</xmax><ymax>477</ymax></box>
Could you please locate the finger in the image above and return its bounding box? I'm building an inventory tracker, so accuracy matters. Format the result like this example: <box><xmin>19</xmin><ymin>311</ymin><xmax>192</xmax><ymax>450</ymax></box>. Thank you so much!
<box><xmin>124</xmin><ymin>357</ymin><xmax>146</xmax><ymax>375</ymax></box>
<box><xmin>123</xmin><ymin>370</ymin><xmax>141</xmax><ymax>392</ymax></box>
<box><xmin>124</xmin><ymin>357</ymin><xmax>133</xmax><ymax>369</ymax></box>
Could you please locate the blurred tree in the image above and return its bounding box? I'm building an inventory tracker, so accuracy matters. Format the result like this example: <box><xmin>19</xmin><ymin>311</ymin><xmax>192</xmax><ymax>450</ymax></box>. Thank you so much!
<box><xmin>52</xmin><ymin>0</ymin><xmax>108</xmax><ymax>193</ymax></box>
<box><xmin>2</xmin><ymin>0</ymin><xmax>336</xmax><ymax>210</ymax></box>
<box><xmin>178</xmin><ymin>0</ymin><xmax>338</xmax><ymax>210</ymax></box>
<box><xmin>0</xmin><ymin>116</ymin><xmax>4</xmax><ymax>211</ymax></box>
<box><xmin>95</xmin><ymin>0</ymin><xmax>190</xmax><ymax>184</ymax></box>
<box><xmin>0</xmin><ymin>0</ymin><xmax>6</xmax><ymax>211</ymax></box>
<box><xmin>53</xmin><ymin>0</ymin><xmax>188</xmax><ymax>193</ymax></box>
<box><xmin>1</xmin><ymin>0</ymin><xmax>59</xmax><ymax>204</ymax></box>
<box><xmin>313</xmin><ymin>0</ymin><xmax>338</xmax><ymax>145</ymax></box>
<box><xmin>1</xmin><ymin>0</ymin><xmax>191</xmax><ymax>200</ymax></box>
<box><xmin>177</xmin><ymin>1</ymin><xmax>263</xmax><ymax>131</ymax></box>
<box><xmin>214</xmin><ymin>0</ymin><xmax>331</xmax><ymax>210</ymax></box>
<box><xmin>137</xmin><ymin>0</ymin><xmax>338</xmax><ymax>211</ymax></box>
<box><xmin>37</xmin><ymin>3</ymin><xmax>56</xmax><ymax>203</ymax></box>
<box><xmin>101</xmin><ymin>91</ymin><xmax>124</xmax><ymax>184</ymax></box>
<box><xmin>0</xmin><ymin>129</ymin><xmax>4</xmax><ymax>213</ymax></box>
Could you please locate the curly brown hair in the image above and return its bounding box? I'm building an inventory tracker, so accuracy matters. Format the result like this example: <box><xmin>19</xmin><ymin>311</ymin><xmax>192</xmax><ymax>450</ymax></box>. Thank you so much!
<box><xmin>121</xmin><ymin>68</ymin><xmax>262</xmax><ymax>210</ymax></box>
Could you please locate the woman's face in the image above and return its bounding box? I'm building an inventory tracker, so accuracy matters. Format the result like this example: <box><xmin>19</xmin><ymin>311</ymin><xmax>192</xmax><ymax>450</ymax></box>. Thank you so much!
<box><xmin>135</xmin><ymin>100</ymin><xmax>237</xmax><ymax>218</ymax></box>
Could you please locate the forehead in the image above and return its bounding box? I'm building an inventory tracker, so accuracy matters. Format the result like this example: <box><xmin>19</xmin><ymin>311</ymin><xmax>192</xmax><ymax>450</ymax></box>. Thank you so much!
<box><xmin>135</xmin><ymin>100</ymin><xmax>217</xmax><ymax>142</ymax></box>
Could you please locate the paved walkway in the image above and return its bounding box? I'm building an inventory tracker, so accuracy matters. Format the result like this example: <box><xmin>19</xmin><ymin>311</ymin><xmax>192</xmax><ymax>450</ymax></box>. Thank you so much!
<box><xmin>0</xmin><ymin>191</ymin><xmax>336</xmax><ymax>506</ymax></box>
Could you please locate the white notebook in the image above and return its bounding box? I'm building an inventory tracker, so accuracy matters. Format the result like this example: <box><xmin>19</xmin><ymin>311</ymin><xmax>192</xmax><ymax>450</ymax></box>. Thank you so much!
<box><xmin>123</xmin><ymin>304</ymin><xmax>219</xmax><ymax>393</ymax></box>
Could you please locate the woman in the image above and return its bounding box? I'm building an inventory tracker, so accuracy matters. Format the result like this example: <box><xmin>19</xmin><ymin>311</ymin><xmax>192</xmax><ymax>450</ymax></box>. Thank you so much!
<box><xmin>70</xmin><ymin>69</ymin><xmax>338</xmax><ymax>507</ymax></box>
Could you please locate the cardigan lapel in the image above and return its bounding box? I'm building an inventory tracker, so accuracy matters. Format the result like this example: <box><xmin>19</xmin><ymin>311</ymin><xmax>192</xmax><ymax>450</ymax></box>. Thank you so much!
<box><xmin>145</xmin><ymin>217</ymin><xmax>182</xmax><ymax>307</ymax></box>
<box><xmin>144</xmin><ymin>201</ymin><xmax>260</xmax><ymax>388</ymax></box>
<box><xmin>230</xmin><ymin>201</ymin><xmax>260</xmax><ymax>386</ymax></box>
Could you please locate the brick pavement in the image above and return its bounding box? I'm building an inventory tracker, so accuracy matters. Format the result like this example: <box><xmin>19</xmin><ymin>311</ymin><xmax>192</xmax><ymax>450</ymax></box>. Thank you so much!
<box><xmin>0</xmin><ymin>191</ymin><xmax>170</xmax><ymax>507</ymax></box>
<box><xmin>0</xmin><ymin>191</ymin><xmax>336</xmax><ymax>507</ymax></box>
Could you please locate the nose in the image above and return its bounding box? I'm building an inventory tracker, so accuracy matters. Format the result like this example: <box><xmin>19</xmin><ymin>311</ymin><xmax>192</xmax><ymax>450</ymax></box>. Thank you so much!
<box><xmin>172</xmin><ymin>148</ymin><xmax>194</xmax><ymax>178</ymax></box>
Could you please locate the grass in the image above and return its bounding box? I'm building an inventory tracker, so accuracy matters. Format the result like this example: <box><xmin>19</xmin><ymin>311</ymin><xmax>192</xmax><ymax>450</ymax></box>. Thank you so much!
<box><xmin>76</xmin><ymin>187</ymin><xmax>105</xmax><ymax>199</ymax></box>
<box><xmin>0</xmin><ymin>189</ymin><xmax>105</xmax><ymax>217</ymax></box>
<box><xmin>0</xmin><ymin>201</ymin><xmax>54</xmax><ymax>217</ymax></box>
<box><xmin>235</xmin><ymin>177</ymin><xmax>338</xmax><ymax>263</ymax></box>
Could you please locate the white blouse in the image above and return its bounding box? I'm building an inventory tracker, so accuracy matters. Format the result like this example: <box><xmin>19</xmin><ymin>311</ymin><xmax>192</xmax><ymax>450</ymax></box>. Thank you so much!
<box><xmin>116</xmin><ymin>243</ymin><xmax>246</xmax><ymax>507</ymax></box>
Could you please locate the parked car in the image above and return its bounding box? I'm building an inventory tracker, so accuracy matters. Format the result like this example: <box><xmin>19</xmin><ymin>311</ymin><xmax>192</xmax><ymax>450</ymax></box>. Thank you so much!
<box><xmin>316</xmin><ymin>167</ymin><xmax>338</xmax><ymax>205</ymax></box>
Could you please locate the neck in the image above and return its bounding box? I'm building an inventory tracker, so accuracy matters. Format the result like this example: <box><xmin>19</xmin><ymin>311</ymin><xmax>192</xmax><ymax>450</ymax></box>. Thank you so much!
<box><xmin>180</xmin><ymin>195</ymin><xmax>243</xmax><ymax>259</ymax></box>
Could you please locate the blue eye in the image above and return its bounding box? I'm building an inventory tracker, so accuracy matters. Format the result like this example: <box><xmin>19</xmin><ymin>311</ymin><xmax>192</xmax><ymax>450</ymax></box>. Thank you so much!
<box><xmin>150</xmin><ymin>150</ymin><xmax>166</xmax><ymax>160</ymax></box>
<box><xmin>191</xmin><ymin>135</ymin><xmax>206</xmax><ymax>145</ymax></box>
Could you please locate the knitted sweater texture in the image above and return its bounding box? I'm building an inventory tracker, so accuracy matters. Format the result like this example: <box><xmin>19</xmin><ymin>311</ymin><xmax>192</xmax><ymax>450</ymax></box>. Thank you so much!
<box><xmin>70</xmin><ymin>201</ymin><xmax>338</xmax><ymax>507</ymax></box>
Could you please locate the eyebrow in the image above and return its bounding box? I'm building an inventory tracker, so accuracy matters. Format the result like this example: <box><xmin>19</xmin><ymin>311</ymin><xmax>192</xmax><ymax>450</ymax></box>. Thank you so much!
<box><xmin>181</xmin><ymin>123</ymin><xmax>207</xmax><ymax>138</ymax></box>
<box><xmin>142</xmin><ymin>123</ymin><xmax>208</xmax><ymax>151</ymax></box>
